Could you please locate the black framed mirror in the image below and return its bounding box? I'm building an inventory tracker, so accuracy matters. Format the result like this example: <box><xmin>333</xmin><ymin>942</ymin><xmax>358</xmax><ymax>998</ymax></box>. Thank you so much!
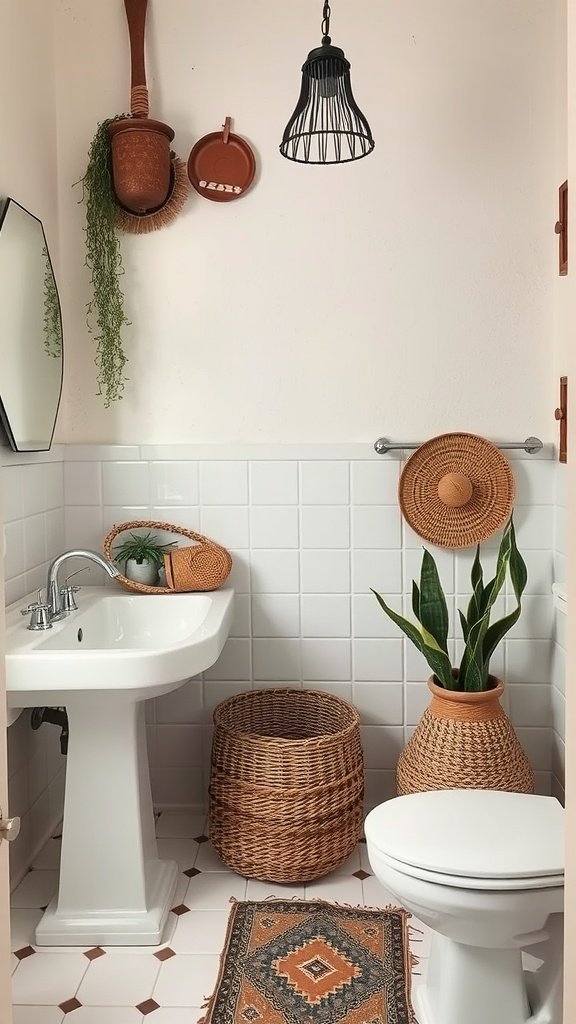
<box><xmin>0</xmin><ymin>198</ymin><xmax>63</xmax><ymax>451</ymax></box>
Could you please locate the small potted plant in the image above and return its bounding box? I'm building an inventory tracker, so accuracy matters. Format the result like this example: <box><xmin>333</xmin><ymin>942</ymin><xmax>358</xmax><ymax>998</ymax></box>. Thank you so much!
<box><xmin>372</xmin><ymin>517</ymin><xmax>535</xmax><ymax>794</ymax></box>
<box><xmin>113</xmin><ymin>531</ymin><xmax>177</xmax><ymax>586</ymax></box>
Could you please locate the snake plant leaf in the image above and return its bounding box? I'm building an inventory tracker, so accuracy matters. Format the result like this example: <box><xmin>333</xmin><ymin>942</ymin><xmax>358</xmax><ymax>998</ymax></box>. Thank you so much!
<box><xmin>478</xmin><ymin>522</ymin><xmax>512</xmax><ymax>619</ymax></box>
<box><xmin>508</xmin><ymin>518</ymin><xmax>528</xmax><ymax>602</ymax></box>
<box><xmin>482</xmin><ymin>521</ymin><xmax>527</xmax><ymax>670</ymax></box>
<box><xmin>466</xmin><ymin>546</ymin><xmax>484</xmax><ymax>630</ymax></box>
<box><xmin>418</xmin><ymin>550</ymin><xmax>449</xmax><ymax>654</ymax></box>
<box><xmin>458</xmin><ymin>608</ymin><xmax>469</xmax><ymax>642</ymax></box>
<box><xmin>460</xmin><ymin>611</ymin><xmax>490</xmax><ymax>691</ymax></box>
<box><xmin>482</xmin><ymin>606</ymin><xmax>522</xmax><ymax>672</ymax></box>
<box><xmin>371</xmin><ymin>589</ymin><xmax>454</xmax><ymax>688</ymax></box>
<box><xmin>412</xmin><ymin>580</ymin><xmax>421</xmax><ymax>620</ymax></box>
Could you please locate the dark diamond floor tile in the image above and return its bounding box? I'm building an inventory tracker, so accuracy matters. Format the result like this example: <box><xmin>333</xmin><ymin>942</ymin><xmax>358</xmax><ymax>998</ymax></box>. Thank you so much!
<box><xmin>194</xmin><ymin>834</ymin><xmax>209</xmax><ymax>844</ymax></box>
<box><xmin>59</xmin><ymin>997</ymin><xmax>82</xmax><ymax>1013</ymax></box>
<box><xmin>183</xmin><ymin>866</ymin><xmax>201</xmax><ymax>878</ymax></box>
<box><xmin>154</xmin><ymin>947</ymin><xmax>176</xmax><ymax>961</ymax></box>
<box><xmin>137</xmin><ymin>998</ymin><xmax>160</xmax><ymax>1015</ymax></box>
<box><xmin>84</xmin><ymin>946</ymin><xmax>106</xmax><ymax>960</ymax></box>
<box><xmin>171</xmin><ymin>903</ymin><xmax>191</xmax><ymax>916</ymax></box>
<box><xmin>13</xmin><ymin>946</ymin><xmax>36</xmax><ymax>961</ymax></box>
<box><xmin>353</xmin><ymin>869</ymin><xmax>371</xmax><ymax>880</ymax></box>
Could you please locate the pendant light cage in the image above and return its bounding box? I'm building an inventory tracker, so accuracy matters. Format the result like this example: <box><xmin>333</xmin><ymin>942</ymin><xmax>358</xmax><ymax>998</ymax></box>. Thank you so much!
<box><xmin>280</xmin><ymin>2</ymin><xmax>374</xmax><ymax>165</ymax></box>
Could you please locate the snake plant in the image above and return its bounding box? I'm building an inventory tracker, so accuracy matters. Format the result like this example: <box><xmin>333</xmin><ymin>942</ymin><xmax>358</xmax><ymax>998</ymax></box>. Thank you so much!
<box><xmin>372</xmin><ymin>518</ymin><xmax>527</xmax><ymax>692</ymax></box>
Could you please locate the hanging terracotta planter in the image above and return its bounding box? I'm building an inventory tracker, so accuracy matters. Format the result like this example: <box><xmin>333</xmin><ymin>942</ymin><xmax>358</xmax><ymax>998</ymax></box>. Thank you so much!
<box><xmin>108</xmin><ymin>0</ymin><xmax>176</xmax><ymax>213</ymax></box>
<box><xmin>109</xmin><ymin>118</ymin><xmax>174</xmax><ymax>212</ymax></box>
<box><xmin>397</xmin><ymin>675</ymin><xmax>534</xmax><ymax>796</ymax></box>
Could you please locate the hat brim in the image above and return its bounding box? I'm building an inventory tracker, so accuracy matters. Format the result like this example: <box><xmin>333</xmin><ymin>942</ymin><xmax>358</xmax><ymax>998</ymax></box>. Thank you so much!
<box><xmin>399</xmin><ymin>432</ymin><xmax>516</xmax><ymax>549</ymax></box>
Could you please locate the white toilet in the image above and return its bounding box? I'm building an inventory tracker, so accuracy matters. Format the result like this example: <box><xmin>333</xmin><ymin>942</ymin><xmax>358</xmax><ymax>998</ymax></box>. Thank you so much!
<box><xmin>364</xmin><ymin>790</ymin><xmax>564</xmax><ymax>1024</ymax></box>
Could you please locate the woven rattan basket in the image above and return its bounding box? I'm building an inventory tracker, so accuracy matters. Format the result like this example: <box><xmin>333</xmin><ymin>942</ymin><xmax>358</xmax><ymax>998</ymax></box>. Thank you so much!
<box><xmin>103</xmin><ymin>520</ymin><xmax>232</xmax><ymax>594</ymax></box>
<box><xmin>396</xmin><ymin>676</ymin><xmax>534</xmax><ymax>795</ymax></box>
<box><xmin>210</xmin><ymin>689</ymin><xmax>364</xmax><ymax>883</ymax></box>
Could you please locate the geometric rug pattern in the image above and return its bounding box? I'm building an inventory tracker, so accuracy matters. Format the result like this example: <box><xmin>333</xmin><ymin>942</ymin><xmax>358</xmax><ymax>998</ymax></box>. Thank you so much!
<box><xmin>200</xmin><ymin>900</ymin><xmax>416</xmax><ymax>1024</ymax></box>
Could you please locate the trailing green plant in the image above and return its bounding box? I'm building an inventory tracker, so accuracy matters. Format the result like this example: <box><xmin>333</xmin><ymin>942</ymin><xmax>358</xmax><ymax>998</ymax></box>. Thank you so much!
<box><xmin>41</xmin><ymin>245</ymin><xmax>63</xmax><ymax>359</ymax></box>
<box><xmin>78</xmin><ymin>116</ymin><xmax>130</xmax><ymax>406</ymax></box>
<box><xmin>372</xmin><ymin>518</ymin><xmax>527</xmax><ymax>692</ymax></box>
<box><xmin>112</xmin><ymin>531</ymin><xmax>177</xmax><ymax>567</ymax></box>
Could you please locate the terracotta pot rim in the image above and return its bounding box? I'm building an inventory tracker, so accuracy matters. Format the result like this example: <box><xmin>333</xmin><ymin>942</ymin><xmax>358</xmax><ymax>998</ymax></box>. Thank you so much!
<box><xmin>108</xmin><ymin>118</ymin><xmax>175</xmax><ymax>142</ymax></box>
<box><xmin>427</xmin><ymin>674</ymin><xmax>504</xmax><ymax>702</ymax></box>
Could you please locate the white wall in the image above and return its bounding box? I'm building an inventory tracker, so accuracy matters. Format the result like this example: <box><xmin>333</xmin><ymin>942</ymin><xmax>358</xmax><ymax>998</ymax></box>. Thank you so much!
<box><xmin>0</xmin><ymin>0</ymin><xmax>59</xmax><ymax>269</ymax></box>
<box><xmin>55</xmin><ymin>0</ymin><xmax>559</xmax><ymax>444</ymax></box>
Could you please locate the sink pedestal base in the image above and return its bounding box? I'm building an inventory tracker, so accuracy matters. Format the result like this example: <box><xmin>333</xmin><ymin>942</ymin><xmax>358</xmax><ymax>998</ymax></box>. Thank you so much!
<box><xmin>36</xmin><ymin>858</ymin><xmax>178</xmax><ymax>946</ymax></box>
<box><xmin>35</xmin><ymin>699</ymin><xmax>178</xmax><ymax>946</ymax></box>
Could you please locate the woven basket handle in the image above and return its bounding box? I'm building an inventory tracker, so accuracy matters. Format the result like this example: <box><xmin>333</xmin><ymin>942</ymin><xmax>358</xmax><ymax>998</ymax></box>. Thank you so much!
<box><xmin>103</xmin><ymin>520</ymin><xmax>221</xmax><ymax>558</ymax></box>
<box><xmin>124</xmin><ymin>0</ymin><xmax>150</xmax><ymax>117</ymax></box>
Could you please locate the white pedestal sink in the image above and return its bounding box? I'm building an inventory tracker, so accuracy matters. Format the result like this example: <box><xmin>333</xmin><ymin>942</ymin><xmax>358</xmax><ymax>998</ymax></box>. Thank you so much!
<box><xmin>6</xmin><ymin>586</ymin><xmax>234</xmax><ymax>946</ymax></box>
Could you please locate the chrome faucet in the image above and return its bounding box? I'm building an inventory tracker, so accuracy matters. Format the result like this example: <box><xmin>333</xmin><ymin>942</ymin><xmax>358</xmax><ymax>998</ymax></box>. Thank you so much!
<box><xmin>46</xmin><ymin>549</ymin><xmax>120</xmax><ymax>620</ymax></box>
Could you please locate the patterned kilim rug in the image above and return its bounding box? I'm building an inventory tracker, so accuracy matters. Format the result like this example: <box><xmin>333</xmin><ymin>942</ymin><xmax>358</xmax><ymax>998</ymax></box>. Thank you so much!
<box><xmin>200</xmin><ymin>900</ymin><xmax>416</xmax><ymax>1024</ymax></box>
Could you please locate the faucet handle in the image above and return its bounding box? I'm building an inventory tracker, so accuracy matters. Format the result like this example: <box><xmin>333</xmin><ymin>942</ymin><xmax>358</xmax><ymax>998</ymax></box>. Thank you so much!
<box><xmin>20</xmin><ymin>589</ymin><xmax>45</xmax><ymax>612</ymax></box>
<box><xmin>21</xmin><ymin>590</ymin><xmax>52</xmax><ymax>631</ymax></box>
<box><xmin>59</xmin><ymin>587</ymin><xmax>80</xmax><ymax>612</ymax></box>
<box><xmin>59</xmin><ymin>568</ymin><xmax>87</xmax><ymax>612</ymax></box>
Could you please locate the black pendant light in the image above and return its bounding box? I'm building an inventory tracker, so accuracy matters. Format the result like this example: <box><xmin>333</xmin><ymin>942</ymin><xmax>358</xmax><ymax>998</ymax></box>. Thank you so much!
<box><xmin>280</xmin><ymin>1</ymin><xmax>375</xmax><ymax>165</ymax></box>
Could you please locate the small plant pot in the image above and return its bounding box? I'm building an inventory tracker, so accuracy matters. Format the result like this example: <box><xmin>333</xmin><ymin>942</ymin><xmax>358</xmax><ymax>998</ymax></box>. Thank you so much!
<box><xmin>125</xmin><ymin>558</ymin><xmax>158</xmax><ymax>586</ymax></box>
<box><xmin>396</xmin><ymin>675</ymin><xmax>534</xmax><ymax>796</ymax></box>
<box><xmin>108</xmin><ymin>118</ymin><xmax>175</xmax><ymax>212</ymax></box>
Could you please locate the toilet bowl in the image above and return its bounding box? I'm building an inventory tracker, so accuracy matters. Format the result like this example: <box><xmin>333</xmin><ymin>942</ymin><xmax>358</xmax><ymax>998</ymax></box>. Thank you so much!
<box><xmin>364</xmin><ymin>790</ymin><xmax>564</xmax><ymax>1024</ymax></box>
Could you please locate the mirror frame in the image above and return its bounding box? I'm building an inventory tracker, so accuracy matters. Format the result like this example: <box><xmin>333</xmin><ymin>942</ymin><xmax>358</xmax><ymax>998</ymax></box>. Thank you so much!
<box><xmin>0</xmin><ymin>197</ymin><xmax>64</xmax><ymax>452</ymax></box>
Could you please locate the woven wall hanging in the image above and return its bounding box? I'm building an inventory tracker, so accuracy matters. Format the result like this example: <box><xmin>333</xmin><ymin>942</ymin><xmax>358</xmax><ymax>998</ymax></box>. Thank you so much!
<box><xmin>399</xmin><ymin>432</ymin><xmax>516</xmax><ymax>549</ymax></box>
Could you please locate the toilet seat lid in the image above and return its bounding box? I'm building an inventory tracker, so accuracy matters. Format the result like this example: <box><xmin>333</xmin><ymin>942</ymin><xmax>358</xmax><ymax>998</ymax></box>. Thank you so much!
<box><xmin>365</xmin><ymin>790</ymin><xmax>564</xmax><ymax>881</ymax></box>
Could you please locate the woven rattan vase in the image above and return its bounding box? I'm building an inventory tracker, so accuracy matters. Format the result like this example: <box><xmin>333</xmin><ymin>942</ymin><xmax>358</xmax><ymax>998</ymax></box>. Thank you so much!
<box><xmin>209</xmin><ymin>689</ymin><xmax>364</xmax><ymax>883</ymax></box>
<box><xmin>396</xmin><ymin>676</ymin><xmax>534</xmax><ymax>796</ymax></box>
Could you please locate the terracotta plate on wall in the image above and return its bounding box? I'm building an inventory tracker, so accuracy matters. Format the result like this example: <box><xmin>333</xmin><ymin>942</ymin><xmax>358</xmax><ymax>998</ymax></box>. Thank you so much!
<box><xmin>188</xmin><ymin>117</ymin><xmax>256</xmax><ymax>203</ymax></box>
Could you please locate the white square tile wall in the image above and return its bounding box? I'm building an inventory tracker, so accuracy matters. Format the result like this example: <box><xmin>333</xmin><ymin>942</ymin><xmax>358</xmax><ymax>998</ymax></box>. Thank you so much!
<box><xmin>3</xmin><ymin>443</ymin><xmax>560</xmax><ymax>887</ymax></box>
<box><xmin>2</xmin><ymin>448</ymin><xmax>67</xmax><ymax>890</ymax></box>
<box><xmin>57</xmin><ymin>446</ymin><xmax>558</xmax><ymax>816</ymax></box>
<box><xmin>3</xmin><ymin>452</ymin><xmax>65</xmax><ymax>606</ymax></box>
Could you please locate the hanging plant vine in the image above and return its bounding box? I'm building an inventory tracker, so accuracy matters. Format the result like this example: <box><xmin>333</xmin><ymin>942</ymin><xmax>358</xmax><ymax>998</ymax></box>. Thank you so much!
<box><xmin>41</xmin><ymin>245</ymin><xmax>63</xmax><ymax>359</ymax></box>
<box><xmin>78</xmin><ymin>116</ymin><xmax>130</xmax><ymax>406</ymax></box>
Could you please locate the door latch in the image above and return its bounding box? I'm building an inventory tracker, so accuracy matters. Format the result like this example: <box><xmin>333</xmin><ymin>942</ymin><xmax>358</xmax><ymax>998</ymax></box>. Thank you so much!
<box><xmin>0</xmin><ymin>809</ymin><xmax>21</xmax><ymax>843</ymax></box>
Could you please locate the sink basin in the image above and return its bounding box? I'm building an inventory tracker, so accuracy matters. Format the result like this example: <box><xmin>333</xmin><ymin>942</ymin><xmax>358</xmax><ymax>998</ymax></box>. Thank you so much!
<box><xmin>5</xmin><ymin>584</ymin><xmax>234</xmax><ymax>947</ymax></box>
<box><xmin>6</xmin><ymin>586</ymin><xmax>234</xmax><ymax>704</ymax></box>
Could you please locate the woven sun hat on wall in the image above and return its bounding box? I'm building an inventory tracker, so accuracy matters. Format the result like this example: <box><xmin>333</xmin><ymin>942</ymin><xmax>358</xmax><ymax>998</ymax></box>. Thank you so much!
<box><xmin>399</xmin><ymin>432</ymin><xmax>516</xmax><ymax>549</ymax></box>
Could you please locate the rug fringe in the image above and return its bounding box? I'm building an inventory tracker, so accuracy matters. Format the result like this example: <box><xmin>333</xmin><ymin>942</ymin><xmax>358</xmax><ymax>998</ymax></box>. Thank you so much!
<box><xmin>199</xmin><ymin>898</ymin><xmax>241</xmax><ymax>1024</ymax></box>
<box><xmin>239</xmin><ymin>895</ymin><xmax>412</xmax><ymax>917</ymax></box>
<box><xmin>260</xmin><ymin>893</ymin><xmax>306</xmax><ymax>902</ymax></box>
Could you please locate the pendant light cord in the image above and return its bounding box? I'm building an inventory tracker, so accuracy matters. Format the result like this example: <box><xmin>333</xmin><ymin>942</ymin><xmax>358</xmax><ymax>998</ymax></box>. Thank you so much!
<box><xmin>321</xmin><ymin>1</ymin><xmax>331</xmax><ymax>44</ymax></box>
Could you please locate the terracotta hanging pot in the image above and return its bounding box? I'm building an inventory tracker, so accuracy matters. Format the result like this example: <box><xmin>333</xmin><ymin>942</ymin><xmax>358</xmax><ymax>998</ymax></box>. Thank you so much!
<box><xmin>108</xmin><ymin>0</ymin><xmax>175</xmax><ymax>213</ymax></box>
<box><xmin>396</xmin><ymin>675</ymin><xmax>534</xmax><ymax>796</ymax></box>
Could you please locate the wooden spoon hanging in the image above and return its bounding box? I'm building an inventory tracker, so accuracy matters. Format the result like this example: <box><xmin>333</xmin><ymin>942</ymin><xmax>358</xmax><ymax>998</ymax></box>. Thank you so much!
<box><xmin>108</xmin><ymin>0</ymin><xmax>174</xmax><ymax>213</ymax></box>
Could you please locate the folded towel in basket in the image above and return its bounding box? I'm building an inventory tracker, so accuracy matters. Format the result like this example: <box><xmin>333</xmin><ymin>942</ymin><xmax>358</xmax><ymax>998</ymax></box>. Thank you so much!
<box><xmin>163</xmin><ymin>537</ymin><xmax>232</xmax><ymax>592</ymax></box>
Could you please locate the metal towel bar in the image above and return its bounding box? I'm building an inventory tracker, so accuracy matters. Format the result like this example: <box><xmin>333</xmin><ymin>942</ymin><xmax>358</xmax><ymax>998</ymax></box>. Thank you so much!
<box><xmin>374</xmin><ymin>436</ymin><xmax>544</xmax><ymax>456</ymax></box>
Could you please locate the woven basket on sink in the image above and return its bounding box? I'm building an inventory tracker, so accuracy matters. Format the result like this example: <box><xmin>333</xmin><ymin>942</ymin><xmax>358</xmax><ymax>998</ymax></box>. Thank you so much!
<box><xmin>103</xmin><ymin>519</ymin><xmax>232</xmax><ymax>594</ymax></box>
<box><xmin>209</xmin><ymin>688</ymin><xmax>364</xmax><ymax>883</ymax></box>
